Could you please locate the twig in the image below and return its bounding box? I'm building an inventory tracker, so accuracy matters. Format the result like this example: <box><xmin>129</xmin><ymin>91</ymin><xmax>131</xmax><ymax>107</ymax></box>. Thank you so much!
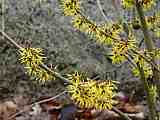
<box><xmin>40</xmin><ymin>64</ymin><xmax>70</xmax><ymax>83</ymax></box>
<box><xmin>131</xmin><ymin>49</ymin><xmax>160</xmax><ymax>73</ymax></box>
<box><xmin>0</xmin><ymin>31</ymin><xmax>22</xmax><ymax>49</ymax></box>
<box><xmin>0</xmin><ymin>31</ymin><xmax>70</xmax><ymax>84</ymax></box>
<box><xmin>8</xmin><ymin>91</ymin><xmax>67</xmax><ymax>120</ymax></box>
<box><xmin>78</xmin><ymin>12</ymin><xmax>122</xmax><ymax>42</ymax></box>
<box><xmin>124</xmin><ymin>54</ymin><xmax>137</xmax><ymax>68</ymax></box>
<box><xmin>96</xmin><ymin>0</ymin><xmax>108</xmax><ymax>21</ymax></box>
<box><xmin>112</xmin><ymin>107</ymin><xmax>132</xmax><ymax>120</ymax></box>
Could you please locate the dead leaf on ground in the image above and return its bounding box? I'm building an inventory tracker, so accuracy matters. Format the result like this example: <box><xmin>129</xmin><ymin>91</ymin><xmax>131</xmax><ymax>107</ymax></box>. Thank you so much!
<box><xmin>0</xmin><ymin>101</ymin><xmax>17</xmax><ymax>120</ymax></box>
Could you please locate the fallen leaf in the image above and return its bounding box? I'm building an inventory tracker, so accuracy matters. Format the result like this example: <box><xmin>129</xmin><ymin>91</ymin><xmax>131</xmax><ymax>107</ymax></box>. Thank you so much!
<box><xmin>0</xmin><ymin>101</ymin><xmax>17</xmax><ymax>120</ymax></box>
<box><xmin>118</xmin><ymin>103</ymin><xmax>144</xmax><ymax>113</ymax></box>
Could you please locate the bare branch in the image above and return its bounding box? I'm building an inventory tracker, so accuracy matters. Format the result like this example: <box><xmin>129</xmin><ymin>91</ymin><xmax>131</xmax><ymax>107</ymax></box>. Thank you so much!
<box><xmin>96</xmin><ymin>0</ymin><xmax>108</xmax><ymax>21</ymax></box>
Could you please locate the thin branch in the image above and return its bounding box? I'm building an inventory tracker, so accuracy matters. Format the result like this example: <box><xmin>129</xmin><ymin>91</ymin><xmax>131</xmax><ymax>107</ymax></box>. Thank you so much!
<box><xmin>0</xmin><ymin>31</ymin><xmax>22</xmax><ymax>49</ymax></box>
<box><xmin>96</xmin><ymin>0</ymin><xmax>108</xmax><ymax>21</ymax></box>
<box><xmin>8</xmin><ymin>91</ymin><xmax>67</xmax><ymax>120</ymax></box>
<box><xmin>78</xmin><ymin>11</ymin><xmax>122</xmax><ymax>42</ymax></box>
<box><xmin>32</xmin><ymin>91</ymin><xmax>67</xmax><ymax>105</ymax></box>
<box><xmin>112</xmin><ymin>107</ymin><xmax>132</xmax><ymax>120</ymax></box>
<box><xmin>124</xmin><ymin>54</ymin><xmax>137</xmax><ymax>68</ymax></box>
<box><xmin>0</xmin><ymin>31</ymin><xmax>70</xmax><ymax>83</ymax></box>
<box><xmin>40</xmin><ymin>64</ymin><xmax>70</xmax><ymax>83</ymax></box>
<box><xmin>131</xmin><ymin>49</ymin><xmax>160</xmax><ymax>73</ymax></box>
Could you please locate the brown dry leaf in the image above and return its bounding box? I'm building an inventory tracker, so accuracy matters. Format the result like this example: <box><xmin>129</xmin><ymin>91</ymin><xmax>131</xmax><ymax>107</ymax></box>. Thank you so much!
<box><xmin>38</xmin><ymin>97</ymin><xmax>62</xmax><ymax>120</ymax></box>
<box><xmin>118</xmin><ymin>103</ymin><xmax>144</xmax><ymax>113</ymax></box>
<box><xmin>39</xmin><ymin>98</ymin><xmax>62</xmax><ymax>112</ymax></box>
<box><xmin>0</xmin><ymin>101</ymin><xmax>17</xmax><ymax>120</ymax></box>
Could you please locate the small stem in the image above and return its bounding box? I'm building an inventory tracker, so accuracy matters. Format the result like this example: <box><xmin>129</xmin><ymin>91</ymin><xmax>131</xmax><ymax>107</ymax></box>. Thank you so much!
<box><xmin>77</xmin><ymin>11</ymin><xmax>122</xmax><ymax>42</ymax></box>
<box><xmin>112</xmin><ymin>107</ymin><xmax>132</xmax><ymax>120</ymax></box>
<box><xmin>124</xmin><ymin>53</ymin><xmax>137</xmax><ymax>68</ymax></box>
<box><xmin>40</xmin><ymin>64</ymin><xmax>70</xmax><ymax>83</ymax></box>
<box><xmin>0</xmin><ymin>31</ymin><xmax>22</xmax><ymax>49</ymax></box>
<box><xmin>131</xmin><ymin>49</ymin><xmax>160</xmax><ymax>73</ymax></box>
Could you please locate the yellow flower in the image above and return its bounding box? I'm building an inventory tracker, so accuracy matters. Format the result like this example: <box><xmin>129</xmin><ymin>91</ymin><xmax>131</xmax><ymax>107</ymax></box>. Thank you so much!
<box><xmin>72</xmin><ymin>15</ymin><xmax>99</xmax><ymax>38</ymax></box>
<box><xmin>19</xmin><ymin>48</ymin><xmax>54</xmax><ymax>82</ymax></box>
<box><xmin>60</xmin><ymin>0</ymin><xmax>80</xmax><ymax>16</ymax></box>
<box><xmin>95</xmin><ymin>29</ymin><xmax>112</xmax><ymax>45</ymax></box>
<box><xmin>146</xmin><ymin>15</ymin><xmax>160</xmax><ymax>27</ymax></box>
<box><xmin>121</xmin><ymin>0</ymin><xmax>135</xmax><ymax>9</ymax></box>
<box><xmin>19</xmin><ymin>48</ymin><xmax>45</xmax><ymax>66</ymax></box>
<box><xmin>67</xmin><ymin>72</ymin><xmax>117</xmax><ymax>109</ymax></box>
<box><xmin>72</xmin><ymin>15</ymin><xmax>89</xmax><ymax>32</ymax></box>
<box><xmin>25</xmin><ymin>65</ymin><xmax>55</xmax><ymax>83</ymax></box>
<box><xmin>132</xmin><ymin>50</ymin><xmax>152</xmax><ymax>78</ymax></box>
<box><xmin>111</xmin><ymin>34</ymin><xmax>137</xmax><ymax>64</ymax></box>
<box><xmin>131</xmin><ymin>15</ymin><xmax>160</xmax><ymax>37</ymax></box>
<box><xmin>95</xmin><ymin>22</ymin><xmax>123</xmax><ymax>45</ymax></box>
<box><xmin>150</xmin><ymin>48</ymin><xmax>160</xmax><ymax>59</ymax></box>
<box><xmin>146</xmin><ymin>14</ymin><xmax>160</xmax><ymax>37</ymax></box>
<box><xmin>139</xmin><ymin>0</ymin><xmax>156</xmax><ymax>10</ymax></box>
<box><xmin>154</xmin><ymin>28</ymin><xmax>160</xmax><ymax>38</ymax></box>
<box><xmin>121</xmin><ymin>0</ymin><xmax>156</xmax><ymax>10</ymax></box>
<box><xmin>73</xmin><ymin>15</ymin><xmax>123</xmax><ymax>45</ymax></box>
<box><xmin>111</xmin><ymin>53</ymin><xmax>126</xmax><ymax>64</ymax></box>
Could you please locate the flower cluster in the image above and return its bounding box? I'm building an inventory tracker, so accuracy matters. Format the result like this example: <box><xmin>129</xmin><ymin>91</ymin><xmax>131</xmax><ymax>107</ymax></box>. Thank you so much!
<box><xmin>121</xmin><ymin>0</ymin><xmax>135</xmax><ymax>9</ymax></box>
<box><xmin>132</xmin><ymin>50</ymin><xmax>153</xmax><ymax>79</ymax></box>
<box><xmin>148</xmin><ymin>84</ymin><xmax>157</xmax><ymax>103</ymax></box>
<box><xmin>60</xmin><ymin>0</ymin><xmax>124</xmax><ymax>45</ymax></box>
<box><xmin>121</xmin><ymin>0</ymin><xmax>156</xmax><ymax>10</ymax></box>
<box><xmin>130</xmin><ymin>14</ymin><xmax>160</xmax><ymax>37</ymax></box>
<box><xmin>139</xmin><ymin>0</ymin><xmax>156</xmax><ymax>10</ymax></box>
<box><xmin>67</xmin><ymin>72</ymin><xmax>117</xmax><ymax>109</ymax></box>
<box><xmin>19</xmin><ymin>48</ymin><xmax>54</xmax><ymax>83</ymax></box>
<box><xmin>146</xmin><ymin>14</ymin><xmax>160</xmax><ymax>37</ymax></box>
<box><xmin>72</xmin><ymin>15</ymin><xmax>98</xmax><ymax>38</ymax></box>
<box><xmin>60</xmin><ymin>0</ymin><xmax>139</xmax><ymax>66</ymax></box>
<box><xmin>152</xmin><ymin>48</ymin><xmax>160</xmax><ymax>59</ymax></box>
<box><xmin>19</xmin><ymin>48</ymin><xmax>45</xmax><ymax>66</ymax></box>
<box><xmin>97</xmin><ymin>22</ymin><xmax>123</xmax><ymax>45</ymax></box>
<box><xmin>111</xmin><ymin>34</ymin><xmax>137</xmax><ymax>64</ymax></box>
<box><xmin>60</xmin><ymin>0</ymin><xmax>80</xmax><ymax>16</ymax></box>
